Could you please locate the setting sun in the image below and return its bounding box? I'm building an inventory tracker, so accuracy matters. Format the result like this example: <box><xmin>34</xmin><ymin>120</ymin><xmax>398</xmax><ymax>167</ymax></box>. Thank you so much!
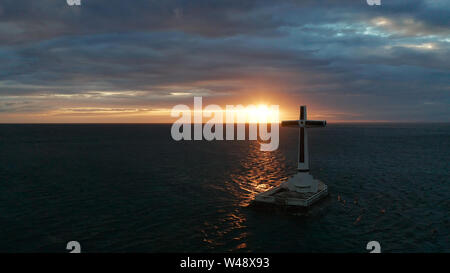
<box><xmin>243</xmin><ymin>104</ymin><xmax>280</xmax><ymax>124</ymax></box>
<box><xmin>191</xmin><ymin>101</ymin><xmax>281</xmax><ymax>124</ymax></box>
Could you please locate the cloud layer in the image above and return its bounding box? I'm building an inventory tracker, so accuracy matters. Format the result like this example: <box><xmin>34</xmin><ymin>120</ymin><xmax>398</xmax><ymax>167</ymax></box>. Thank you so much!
<box><xmin>0</xmin><ymin>0</ymin><xmax>449</xmax><ymax>122</ymax></box>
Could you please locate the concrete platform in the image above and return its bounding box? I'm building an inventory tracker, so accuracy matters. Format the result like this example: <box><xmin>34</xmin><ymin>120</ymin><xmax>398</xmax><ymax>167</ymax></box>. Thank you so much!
<box><xmin>251</xmin><ymin>180</ymin><xmax>328</xmax><ymax>209</ymax></box>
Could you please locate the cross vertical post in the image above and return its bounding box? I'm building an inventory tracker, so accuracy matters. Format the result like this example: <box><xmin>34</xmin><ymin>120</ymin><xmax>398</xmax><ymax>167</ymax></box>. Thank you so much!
<box><xmin>298</xmin><ymin>106</ymin><xmax>309</xmax><ymax>172</ymax></box>
<box><xmin>281</xmin><ymin>105</ymin><xmax>326</xmax><ymax>174</ymax></box>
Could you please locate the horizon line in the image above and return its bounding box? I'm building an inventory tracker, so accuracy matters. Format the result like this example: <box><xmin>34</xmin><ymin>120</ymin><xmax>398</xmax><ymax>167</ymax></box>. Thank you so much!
<box><xmin>0</xmin><ymin>121</ymin><xmax>449</xmax><ymax>125</ymax></box>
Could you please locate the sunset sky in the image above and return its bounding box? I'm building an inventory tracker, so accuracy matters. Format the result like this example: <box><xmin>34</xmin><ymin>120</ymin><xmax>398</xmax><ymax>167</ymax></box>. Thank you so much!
<box><xmin>0</xmin><ymin>0</ymin><xmax>449</xmax><ymax>123</ymax></box>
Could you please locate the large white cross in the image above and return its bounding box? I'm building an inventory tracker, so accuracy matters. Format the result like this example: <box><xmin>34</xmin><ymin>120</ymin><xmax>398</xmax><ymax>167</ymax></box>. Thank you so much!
<box><xmin>281</xmin><ymin>106</ymin><xmax>326</xmax><ymax>172</ymax></box>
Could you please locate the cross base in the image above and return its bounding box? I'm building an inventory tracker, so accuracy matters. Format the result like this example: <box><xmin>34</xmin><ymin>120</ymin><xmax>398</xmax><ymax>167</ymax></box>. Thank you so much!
<box><xmin>282</xmin><ymin>172</ymin><xmax>320</xmax><ymax>193</ymax></box>
<box><xmin>251</xmin><ymin>179</ymin><xmax>328</xmax><ymax>208</ymax></box>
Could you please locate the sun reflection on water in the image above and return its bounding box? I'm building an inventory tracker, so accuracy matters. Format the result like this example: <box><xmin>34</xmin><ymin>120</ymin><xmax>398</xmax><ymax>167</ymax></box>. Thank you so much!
<box><xmin>200</xmin><ymin>140</ymin><xmax>292</xmax><ymax>251</ymax></box>
<box><xmin>229</xmin><ymin>141</ymin><xmax>290</xmax><ymax>207</ymax></box>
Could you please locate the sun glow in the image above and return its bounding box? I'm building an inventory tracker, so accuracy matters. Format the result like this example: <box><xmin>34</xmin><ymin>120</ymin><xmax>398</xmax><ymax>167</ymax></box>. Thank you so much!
<box><xmin>217</xmin><ymin>104</ymin><xmax>280</xmax><ymax>124</ymax></box>
<box><xmin>175</xmin><ymin>101</ymin><xmax>281</xmax><ymax>124</ymax></box>
<box><xmin>243</xmin><ymin>104</ymin><xmax>280</xmax><ymax>124</ymax></box>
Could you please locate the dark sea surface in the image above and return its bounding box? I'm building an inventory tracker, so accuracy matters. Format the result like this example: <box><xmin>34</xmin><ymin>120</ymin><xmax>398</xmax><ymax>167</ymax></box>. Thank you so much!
<box><xmin>0</xmin><ymin>123</ymin><xmax>448</xmax><ymax>253</ymax></box>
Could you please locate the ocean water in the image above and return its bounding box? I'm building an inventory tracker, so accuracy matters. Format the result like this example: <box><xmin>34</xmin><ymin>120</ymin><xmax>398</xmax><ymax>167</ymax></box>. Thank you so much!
<box><xmin>0</xmin><ymin>123</ymin><xmax>448</xmax><ymax>253</ymax></box>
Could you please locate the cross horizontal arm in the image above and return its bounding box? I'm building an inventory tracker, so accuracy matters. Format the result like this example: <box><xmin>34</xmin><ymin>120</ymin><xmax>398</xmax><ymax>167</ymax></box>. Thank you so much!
<box><xmin>281</xmin><ymin>120</ymin><xmax>299</xmax><ymax>127</ymax></box>
<box><xmin>305</xmin><ymin>120</ymin><xmax>326</xmax><ymax>127</ymax></box>
<box><xmin>281</xmin><ymin>120</ymin><xmax>326</xmax><ymax>128</ymax></box>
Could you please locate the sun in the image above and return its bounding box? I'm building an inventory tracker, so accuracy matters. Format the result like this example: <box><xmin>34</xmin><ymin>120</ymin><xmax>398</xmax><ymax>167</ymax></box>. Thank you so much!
<box><xmin>244</xmin><ymin>104</ymin><xmax>280</xmax><ymax>124</ymax></box>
